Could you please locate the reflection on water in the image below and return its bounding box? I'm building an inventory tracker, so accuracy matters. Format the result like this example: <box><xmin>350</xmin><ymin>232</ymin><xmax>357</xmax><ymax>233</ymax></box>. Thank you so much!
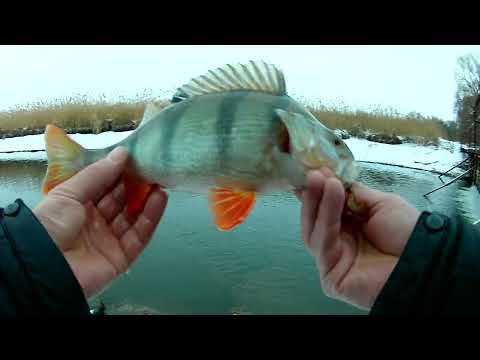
<box><xmin>357</xmin><ymin>163</ymin><xmax>465</xmax><ymax>218</ymax></box>
<box><xmin>0</xmin><ymin>159</ymin><xmax>468</xmax><ymax>314</ymax></box>
<box><xmin>0</xmin><ymin>160</ymin><xmax>46</xmax><ymax>206</ymax></box>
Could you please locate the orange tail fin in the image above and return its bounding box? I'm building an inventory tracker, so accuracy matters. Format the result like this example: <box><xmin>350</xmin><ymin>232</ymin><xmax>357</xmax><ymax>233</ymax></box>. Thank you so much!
<box><xmin>42</xmin><ymin>124</ymin><xmax>86</xmax><ymax>194</ymax></box>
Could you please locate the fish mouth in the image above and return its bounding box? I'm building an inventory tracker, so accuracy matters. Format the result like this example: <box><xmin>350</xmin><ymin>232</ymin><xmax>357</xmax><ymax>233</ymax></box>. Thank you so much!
<box><xmin>295</xmin><ymin>149</ymin><xmax>358</xmax><ymax>186</ymax></box>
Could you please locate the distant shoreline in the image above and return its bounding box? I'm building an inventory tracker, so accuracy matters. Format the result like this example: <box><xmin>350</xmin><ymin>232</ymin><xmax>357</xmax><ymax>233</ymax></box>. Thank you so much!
<box><xmin>0</xmin><ymin>130</ymin><xmax>467</xmax><ymax>178</ymax></box>
<box><xmin>0</xmin><ymin>123</ymin><xmax>137</xmax><ymax>140</ymax></box>
<box><xmin>0</xmin><ymin>96</ymin><xmax>452</xmax><ymax>145</ymax></box>
<box><xmin>0</xmin><ymin>125</ymin><xmax>438</xmax><ymax>148</ymax></box>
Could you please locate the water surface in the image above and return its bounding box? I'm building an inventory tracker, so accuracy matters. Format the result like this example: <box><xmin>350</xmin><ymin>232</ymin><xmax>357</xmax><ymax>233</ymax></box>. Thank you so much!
<box><xmin>0</xmin><ymin>160</ymin><xmax>466</xmax><ymax>314</ymax></box>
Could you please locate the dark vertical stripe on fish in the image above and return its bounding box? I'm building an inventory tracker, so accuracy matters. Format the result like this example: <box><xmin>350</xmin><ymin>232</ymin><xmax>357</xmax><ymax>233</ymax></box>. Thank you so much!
<box><xmin>161</xmin><ymin>100</ymin><xmax>191</xmax><ymax>169</ymax></box>
<box><xmin>216</xmin><ymin>92</ymin><xmax>249</xmax><ymax>171</ymax></box>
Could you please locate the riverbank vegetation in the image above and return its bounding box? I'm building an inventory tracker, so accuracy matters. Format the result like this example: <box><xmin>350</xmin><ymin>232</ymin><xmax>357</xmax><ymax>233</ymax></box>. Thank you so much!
<box><xmin>455</xmin><ymin>54</ymin><xmax>480</xmax><ymax>146</ymax></box>
<box><xmin>0</xmin><ymin>93</ymin><xmax>454</xmax><ymax>145</ymax></box>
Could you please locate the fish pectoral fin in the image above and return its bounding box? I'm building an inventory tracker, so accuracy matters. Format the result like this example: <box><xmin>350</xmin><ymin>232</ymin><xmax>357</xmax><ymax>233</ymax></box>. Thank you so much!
<box><xmin>123</xmin><ymin>172</ymin><xmax>153</xmax><ymax>218</ymax></box>
<box><xmin>208</xmin><ymin>188</ymin><xmax>256</xmax><ymax>232</ymax></box>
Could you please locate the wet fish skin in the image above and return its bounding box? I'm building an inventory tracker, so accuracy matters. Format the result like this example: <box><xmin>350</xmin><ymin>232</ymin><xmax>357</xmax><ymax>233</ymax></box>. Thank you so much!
<box><xmin>88</xmin><ymin>91</ymin><xmax>355</xmax><ymax>195</ymax></box>
<box><xmin>42</xmin><ymin>60</ymin><xmax>360</xmax><ymax>231</ymax></box>
<box><xmin>88</xmin><ymin>92</ymin><xmax>296</xmax><ymax>193</ymax></box>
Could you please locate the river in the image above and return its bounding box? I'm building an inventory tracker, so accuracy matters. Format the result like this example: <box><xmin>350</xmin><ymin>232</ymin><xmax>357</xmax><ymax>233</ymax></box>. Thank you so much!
<box><xmin>0</xmin><ymin>159</ymin><xmax>468</xmax><ymax>315</ymax></box>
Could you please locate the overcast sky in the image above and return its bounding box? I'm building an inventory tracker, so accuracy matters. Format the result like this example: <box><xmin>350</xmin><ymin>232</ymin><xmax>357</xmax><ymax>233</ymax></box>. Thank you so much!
<box><xmin>0</xmin><ymin>45</ymin><xmax>479</xmax><ymax>121</ymax></box>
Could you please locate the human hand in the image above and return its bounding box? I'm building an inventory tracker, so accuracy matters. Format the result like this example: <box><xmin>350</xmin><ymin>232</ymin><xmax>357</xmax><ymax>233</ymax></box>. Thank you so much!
<box><xmin>33</xmin><ymin>147</ymin><xmax>168</xmax><ymax>298</ymax></box>
<box><xmin>297</xmin><ymin>168</ymin><xmax>420</xmax><ymax>310</ymax></box>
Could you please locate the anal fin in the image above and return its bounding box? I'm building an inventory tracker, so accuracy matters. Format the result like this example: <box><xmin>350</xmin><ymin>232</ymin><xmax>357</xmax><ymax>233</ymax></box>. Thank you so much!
<box><xmin>123</xmin><ymin>172</ymin><xmax>153</xmax><ymax>218</ymax></box>
<box><xmin>208</xmin><ymin>188</ymin><xmax>256</xmax><ymax>231</ymax></box>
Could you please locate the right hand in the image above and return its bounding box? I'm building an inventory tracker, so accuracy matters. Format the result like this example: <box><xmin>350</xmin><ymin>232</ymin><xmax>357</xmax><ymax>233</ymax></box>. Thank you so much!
<box><xmin>297</xmin><ymin>169</ymin><xmax>421</xmax><ymax>310</ymax></box>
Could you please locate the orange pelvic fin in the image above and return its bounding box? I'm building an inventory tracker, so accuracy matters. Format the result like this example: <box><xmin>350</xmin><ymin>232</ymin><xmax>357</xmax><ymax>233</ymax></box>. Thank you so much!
<box><xmin>208</xmin><ymin>187</ymin><xmax>256</xmax><ymax>231</ymax></box>
<box><xmin>123</xmin><ymin>172</ymin><xmax>153</xmax><ymax>218</ymax></box>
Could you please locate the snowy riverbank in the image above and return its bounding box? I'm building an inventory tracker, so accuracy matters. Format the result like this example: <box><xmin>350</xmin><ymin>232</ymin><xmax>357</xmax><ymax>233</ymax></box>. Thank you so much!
<box><xmin>0</xmin><ymin>131</ymin><xmax>466</xmax><ymax>176</ymax></box>
<box><xmin>345</xmin><ymin>137</ymin><xmax>465</xmax><ymax>176</ymax></box>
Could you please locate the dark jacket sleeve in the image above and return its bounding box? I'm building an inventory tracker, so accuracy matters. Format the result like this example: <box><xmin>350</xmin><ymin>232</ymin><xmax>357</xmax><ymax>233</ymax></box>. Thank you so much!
<box><xmin>0</xmin><ymin>199</ymin><xmax>91</xmax><ymax>315</ymax></box>
<box><xmin>369</xmin><ymin>210</ymin><xmax>480</xmax><ymax>316</ymax></box>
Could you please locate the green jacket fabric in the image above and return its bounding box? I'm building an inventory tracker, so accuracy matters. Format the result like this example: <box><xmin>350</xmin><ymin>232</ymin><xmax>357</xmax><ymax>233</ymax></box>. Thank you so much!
<box><xmin>0</xmin><ymin>199</ymin><xmax>90</xmax><ymax>315</ymax></box>
<box><xmin>370</xmin><ymin>211</ymin><xmax>480</xmax><ymax>316</ymax></box>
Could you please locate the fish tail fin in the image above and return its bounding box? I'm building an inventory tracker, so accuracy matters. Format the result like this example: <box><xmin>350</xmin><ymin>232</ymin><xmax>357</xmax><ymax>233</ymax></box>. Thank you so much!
<box><xmin>42</xmin><ymin>124</ymin><xmax>87</xmax><ymax>194</ymax></box>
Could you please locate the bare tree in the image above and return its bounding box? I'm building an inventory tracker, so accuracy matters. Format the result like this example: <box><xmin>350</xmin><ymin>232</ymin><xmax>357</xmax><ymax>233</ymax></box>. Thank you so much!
<box><xmin>455</xmin><ymin>54</ymin><xmax>480</xmax><ymax>146</ymax></box>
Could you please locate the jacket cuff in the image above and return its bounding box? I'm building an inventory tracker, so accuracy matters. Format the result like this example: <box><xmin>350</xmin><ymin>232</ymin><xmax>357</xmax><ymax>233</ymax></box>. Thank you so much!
<box><xmin>369</xmin><ymin>211</ymin><xmax>453</xmax><ymax>316</ymax></box>
<box><xmin>0</xmin><ymin>199</ymin><xmax>91</xmax><ymax>315</ymax></box>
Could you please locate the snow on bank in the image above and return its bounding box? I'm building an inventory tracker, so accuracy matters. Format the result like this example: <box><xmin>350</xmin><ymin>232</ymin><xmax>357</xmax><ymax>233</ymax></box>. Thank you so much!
<box><xmin>0</xmin><ymin>131</ymin><xmax>133</xmax><ymax>161</ymax></box>
<box><xmin>345</xmin><ymin>137</ymin><xmax>465</xmax><ymax>176</ymax></box>
<box><xmin>0</xmin><ymin>131</ymin><xmax>466</xmax><ymax>176</ymax></box>
<box><xmin>0</xmin><ymin>130</ymin><xmax>133</xmax><ymax>152</ymax></box>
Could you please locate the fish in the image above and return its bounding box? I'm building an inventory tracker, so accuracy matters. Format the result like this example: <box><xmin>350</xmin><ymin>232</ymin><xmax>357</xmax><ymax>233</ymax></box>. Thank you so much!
<box><xmin>42</xmin><ymin>60</ymin><xmax>365</xmax><ymax>232</ymax></box>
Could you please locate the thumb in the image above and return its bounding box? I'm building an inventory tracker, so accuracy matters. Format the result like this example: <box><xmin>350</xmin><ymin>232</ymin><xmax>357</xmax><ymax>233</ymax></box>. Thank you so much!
<box><xmin>52</xmin><ymin>147</ymin><xmax>129</xmax><ymax>204</ymax></box>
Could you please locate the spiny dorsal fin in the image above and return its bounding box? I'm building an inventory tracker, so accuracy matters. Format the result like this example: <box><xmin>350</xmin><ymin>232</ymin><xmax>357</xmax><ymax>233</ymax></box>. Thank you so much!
<box><xmin>172</xmin><ymin>60</ymin><xmax>287</xmax><ymax>101</ymax></box>
<box><xmin>139</xmin><ymin>103</ymin><xmax>163</xmax><ymax>127</ymax></box>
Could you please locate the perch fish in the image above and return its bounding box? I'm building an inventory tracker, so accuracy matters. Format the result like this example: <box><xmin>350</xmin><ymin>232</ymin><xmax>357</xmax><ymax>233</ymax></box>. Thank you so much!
<box><xmin>42</xmin><ymin>60</ymin><xmax>364</xmax><ymax>231</ymax></box>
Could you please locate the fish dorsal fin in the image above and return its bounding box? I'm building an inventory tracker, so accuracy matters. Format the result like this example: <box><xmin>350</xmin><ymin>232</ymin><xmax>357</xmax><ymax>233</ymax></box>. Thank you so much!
<box><xmin>139</xmin><ymin>103</ymin><xmax>163</xmax><ymax>127</ymax></box>
<box><xmin>173</xmin><ymin>60</ymin><xmax>287</xmax><ymax>100</ymax></box>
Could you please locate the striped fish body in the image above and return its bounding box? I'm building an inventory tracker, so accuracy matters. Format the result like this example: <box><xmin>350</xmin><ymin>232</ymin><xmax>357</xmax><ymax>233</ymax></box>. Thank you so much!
<box><xmin>43</xmin><ymin>61</ymin><xmax>362</xmax><ymax>231</ymax></box>
<box><xmin>108</xmin><ymin>91</ymin><xmax>309</xmax><ymax>194</ymax></box>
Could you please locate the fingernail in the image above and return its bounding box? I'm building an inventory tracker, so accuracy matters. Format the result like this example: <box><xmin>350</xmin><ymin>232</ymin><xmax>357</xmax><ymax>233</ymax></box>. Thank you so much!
<box><xmin>108</xmin><ymin>147</ymin><xmax>128</xmax><ymax>163</ymax></box>
<box><xmin>320</xmin><ymin>167</ymin><xmax>334</xmax><ymax>177</ymax></box>
<box><xmin>306</xmin><ymin>170</ymin><xmax>324</xmax><ymax>182</ymax></box>
<box><xmin>294</xmin><ymin>188</ymin><xmax>304</xmax><ymax>200</ymax></box>
<box><xmin>152</xmin><ymin>189</ymin><xmax>168</xmax><ymax>205</ymax></box>
<box><xmin>296</xmin><ymin>191</ymin><xmax>304</xmax><ymax>201</ymax></box>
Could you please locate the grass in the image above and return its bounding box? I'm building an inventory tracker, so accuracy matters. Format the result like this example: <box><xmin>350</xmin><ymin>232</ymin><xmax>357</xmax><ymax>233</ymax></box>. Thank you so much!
<box><xmin>0</xmin><ymin>94</ymin><xmax>450</xmax><ymax>143</ymax></box>
<box><xmin>0</xmin><ymin>94</ymin><xmax>170</xmax><ymax>133</ymax></box>
<box><xmin>306</xmin><ymin>102</ymin><xmax>448</xmax><ymax>144</ymax></box>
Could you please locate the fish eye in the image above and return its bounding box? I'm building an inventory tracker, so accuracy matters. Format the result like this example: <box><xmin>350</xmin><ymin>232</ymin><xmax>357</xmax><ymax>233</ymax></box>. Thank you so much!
<box><xmin>334</xmin><ymin>139</ymin><xmax>341</xmax><ymax>146</ymax></box>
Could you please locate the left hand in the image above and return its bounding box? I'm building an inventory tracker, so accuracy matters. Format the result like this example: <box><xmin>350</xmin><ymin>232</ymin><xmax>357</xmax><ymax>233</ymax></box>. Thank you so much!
<box><xmin>34</xmin><ymin>147</ymin><xmax>168</xmax><ymax>298</ymax></box>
